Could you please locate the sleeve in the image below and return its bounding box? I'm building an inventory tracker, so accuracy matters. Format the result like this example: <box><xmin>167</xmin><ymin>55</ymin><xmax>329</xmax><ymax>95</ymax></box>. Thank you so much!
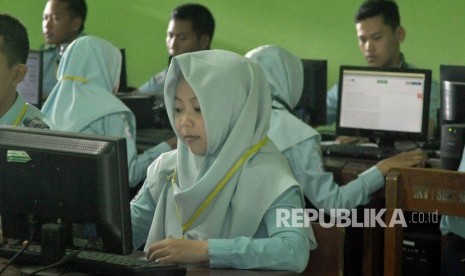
<box><xmin>91</xmin><ymin>112</ymin><xmax>171</xmax><ymax>188</ymax></box>
<box><xmin>138</xmin><ymin>70</ymin><xmax>166</xmax><ymax>95</ymax></box>
<box><xmin>130</xmin><ymin>179</ymin><xmax>157</xmax><ymax>249</ymax></box>
<box><xmin>41</xmin><ymin>48</ymin><xmax>59</xmax><ymax>98</ymax></box>
<box><xmin>208</xmin><ymin>187</ymin><xmax>311</xmax><ymax>273</ymax></box>
<box><xmin>326</xmin><ymin>83</ymin><xmax>339</xmax><ymax>125</ymax></box>
<box><xmin>285</xmin><ymin>136</ymin><xmax>385</xmax><ymax>211</ymax></box>
<box><xmin>136</xmin><ymin>142</ymin><xmax>173</xmax><ymax>184</ymax></box>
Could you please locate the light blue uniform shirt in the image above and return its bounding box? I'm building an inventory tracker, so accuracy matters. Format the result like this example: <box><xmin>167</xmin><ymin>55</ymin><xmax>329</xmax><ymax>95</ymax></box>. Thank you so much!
<box><xmin>132</xmin><ymin>50</ymin><xmax>314</xmax><ymax>273</ymax></box>
<box><xmin>80</xmin><ymin>111</ymin><xmax>171</xmax><ymax>187</ymax></box>
<box><xmin>285</xmin><ymin>133</ymin><xmax>385</xmax><ymax>211</ymax></box>
<box><xmin>0</xmin><ymin>93</ymin><xmax>51</xmax><ymax>128</ymax></box>
<box><xmin>245</xmin><ymin>45</ymin><xmax>385</xmax><ymax>211</ymax></box>
<box><xmin>42</xmin><ymin>45</ymin><xmax>59</xmax><ymax>99</ymax></box>
<box><xmin>131</xmin><ymin>175</ymin><xmax>309</xmax><ymax>272</ymax></box>
<box><xmin>440</xmin><ymin>147</ymin><xmax>465</xmax><ymax>239</ymax></box>
<box><xmin>138</xmin><ymin>69</ymin><xmax>167</xmax><ymax>95</ymax></box>
<box><xmin>41</xmin><ymin>36</ymin><xmax>172</xmax><ymax>187</ymax></box>
<box><xmin>326</xmin><ymin>61</ymin><xmax>440</xmax><ymax>130</ymax></box>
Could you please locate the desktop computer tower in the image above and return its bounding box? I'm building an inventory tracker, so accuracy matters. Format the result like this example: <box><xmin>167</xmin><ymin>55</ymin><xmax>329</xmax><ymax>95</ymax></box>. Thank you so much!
<box><xmin>440</xmin><ymin>124</ymin><xmax>465</xmax><ymax>170</ymax></box>
<box><xmin>440</xmin><ymin>80</ymin><xmax>465</xmax><ymax>126</ymax></box>
<box><xmin>402</xmin><ymin>232</ymin><xmax>441</xmax><ymax>276</ymax></box>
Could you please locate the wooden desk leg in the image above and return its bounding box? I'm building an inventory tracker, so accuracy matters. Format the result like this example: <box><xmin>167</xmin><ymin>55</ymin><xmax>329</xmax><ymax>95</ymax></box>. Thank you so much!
<box><xmin>362</xmin><ymin>226</ymin><xmax>384</xmax><ymax>276</ymax></box>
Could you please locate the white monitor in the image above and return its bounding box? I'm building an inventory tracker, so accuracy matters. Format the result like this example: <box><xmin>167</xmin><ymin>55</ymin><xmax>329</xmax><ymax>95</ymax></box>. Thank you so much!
<box><xmin>17</xmin><ymin>50</ymin><xmax>43</xmax><ymax>107</ymax></box>
<box><xmin>336</xmin><ymin>66</ymin><xmax>431</xmax><ymax>146</ymax></box>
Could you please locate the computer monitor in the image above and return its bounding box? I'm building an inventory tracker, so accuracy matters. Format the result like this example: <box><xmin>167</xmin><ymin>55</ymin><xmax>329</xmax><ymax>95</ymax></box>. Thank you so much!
<box><xmin>119</xmin><ymin>48</ymin><xmax>129</xmax><ymax>92</ymax></box>
<box><xmin>439</xmin><ymin>65</ymin><xmax>465</xmax><ymax>125</ymax></box>
<box><xmin>295</xmin><ymin>59</ymin><xmax>327</xmax><ymax>127</ymax></box>
<box><xmin>0</xmin><ymin>126</ymin><xmax>132</xmax><ymax>257</ymax></box>
<box><xmin>336</xmin><ymin>66</ymin><xmax>431</xmax><ymax>146</ymax></box>
<box><xmin>17</xmin><ymin>50</ymin><xmax>43</xmax><ymax>108</ymax></box>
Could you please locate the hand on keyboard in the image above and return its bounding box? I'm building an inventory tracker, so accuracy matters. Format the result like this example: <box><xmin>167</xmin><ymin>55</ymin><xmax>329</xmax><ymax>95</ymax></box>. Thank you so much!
<box><xmin>334</xmin><ymin>136</ymin><xmax>369</xmax><ymax>144</ymax></box>
<box><xmin>321</xmin><ymin>143</ymin><xmax>399</xmax><ymax>160</ymax></box>
<box><xmin>146</xmin><ymin>238</ymin><xmax>209</xmax><ymax>265</ymax></box>
<box><xmin>376</xmin><ymin>149</ymin><xmax>427</xmax><ymax>176</ymax></box>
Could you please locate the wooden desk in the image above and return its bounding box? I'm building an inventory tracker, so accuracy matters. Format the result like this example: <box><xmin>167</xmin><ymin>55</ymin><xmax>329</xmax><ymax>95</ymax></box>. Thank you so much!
<box><xmin>323</xmin><ymin>156</ymin><xmax>442</xmax><ymax>276</ymax></box>
<box><xmin>0</xmin><ymin>258</ymin><xmax>22</xmax><ymax>275</ymax></box>
<box><xmin>323</xmin><ymin>156</ymin><xmax>383</xmax><ymax>276</ymax></box>
<box><xmin>0</xmin><ymin>259</ymin><xmax>297</xmax><ymax>276</ymax></box>
<box><xmin>186</xmin><ymin>265</ymin><xmax>297</xmax><ymax>276</ymax></box>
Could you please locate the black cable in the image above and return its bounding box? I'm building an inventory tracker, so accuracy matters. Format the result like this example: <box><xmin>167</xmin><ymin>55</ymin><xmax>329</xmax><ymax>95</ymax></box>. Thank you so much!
<box><xmin>271</xmin><ymin>96</ymin><xmax>295</xmax><ymax>114</ymax></box>
<box><xmin>0</xmin><ymin>222</ymin><xmax>36</xmax><ymax>276</ymax></box>
<box><xmin>28</xmin><ymin>241</ymin><xmax>89</xmax><ymax>276</ymax></box>
<box><xmin>0</xmin><ymin>240</ymin><xmax>31</xmax><ymax>275</ymax></box>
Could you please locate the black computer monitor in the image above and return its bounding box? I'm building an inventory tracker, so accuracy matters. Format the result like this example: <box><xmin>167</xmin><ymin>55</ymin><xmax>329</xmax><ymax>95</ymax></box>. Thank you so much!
<box><xmin>0</xmin><ymin>126</ymin><xmax>132</xmax><ymax>257</ymax></box>
<box><xmin>439</xmin><ymin>65</ymin><xmax>465</xmax><ymax>125</ymax></box>
<box><xmin>17</xmin><ymin>50</ymin><xmax>43</xmax><ymax>108</ymax></box>
<box><xmin>119</xmin><ymin>48</ymin><xmax>129</xmax><ymax>92</ymax></box>
<box><xmin>336</xmin><ymin>66</ymin><xmax>431</xmax><ymax>147</ymax></box>
<box><xmin>295</xmin><ymin>59</ymin><xmax>327</xmax><ymax>127</ymax></box>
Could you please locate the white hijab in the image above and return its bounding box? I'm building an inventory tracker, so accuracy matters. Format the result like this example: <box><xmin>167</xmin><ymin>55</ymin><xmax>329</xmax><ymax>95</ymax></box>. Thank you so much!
<box><xmin>41</xmin><ymin>36</ymin><xmax>134</xmax><ymax>132</ymax></box>
<box><xmin>245</xmin><ymin>45</ymin><xmax>319</xmax><ymax>151</ymax></box>
<box><xmin>145</xmin><ymin>49</ymin><xmax>306</xmax><ymax>246</ymax></box>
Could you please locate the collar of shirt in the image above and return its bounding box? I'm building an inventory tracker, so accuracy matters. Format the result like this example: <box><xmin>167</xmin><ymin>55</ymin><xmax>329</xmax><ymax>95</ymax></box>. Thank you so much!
<box><xmin>0</xmin><ymin>93</ymin><xmax>26</xmax><ymax>126</ymax></box>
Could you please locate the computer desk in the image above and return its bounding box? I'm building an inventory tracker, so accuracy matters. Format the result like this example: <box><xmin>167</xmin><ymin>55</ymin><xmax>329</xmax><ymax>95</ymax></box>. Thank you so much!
<box><xmin>0</xmin><ymin>257</ymin><xmax>298</xmax><ymax>276</ymax></box>
<box><xmin>322</xmin><ymin>156</ymin><xmax>381</xmax><ymax>275</ymax></box>
<box><xmin>323</xmin><ymin>155</ymin><xmax>442</xmax><ymax>276</ymax></box>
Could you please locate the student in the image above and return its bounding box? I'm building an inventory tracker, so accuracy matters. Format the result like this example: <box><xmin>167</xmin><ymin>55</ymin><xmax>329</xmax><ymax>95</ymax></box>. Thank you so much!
<box><xmin>134</xmin><ymin>3</ymin><xmax>215</xmax><ymax>95</ymax></box>
<box><xmin>326</xmin><ymin>0</ymin><xmax>439</xmax><ymax>136</ymax></box>
<box><xmin>245</xmin><ymin>44</ymin><xmax>427</xmax><ymax>211</ymax></box>
<box><xmin>440</xmin><ymin>147</ymin><xmax>465</xmax><ymax>275</ymax></box>
<box><xmin>0</xmin><ymin>13</ymin><xmax>51</xmax><ymax>128</ymax></box>
<box><xmin>130</xmin><ymin>49</ymin><xmax>315</xmax><ymax>273</ymax></box>
<box><xmin>41</xmin><ymin>36</ymin><xmax>175</xmax><ymax>188</ymax></box>
<box><xmin>41</xmin><ymin>0</ymin><xmax>87</xmax><ymax>99</ymax></box>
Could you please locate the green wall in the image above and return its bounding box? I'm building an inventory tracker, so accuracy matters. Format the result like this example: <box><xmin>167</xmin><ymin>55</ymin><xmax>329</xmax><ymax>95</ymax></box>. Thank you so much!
<box><xmin>2</xmin><ymin>0</ymin><xmax>465</xmax><ymax>89</ymax></box>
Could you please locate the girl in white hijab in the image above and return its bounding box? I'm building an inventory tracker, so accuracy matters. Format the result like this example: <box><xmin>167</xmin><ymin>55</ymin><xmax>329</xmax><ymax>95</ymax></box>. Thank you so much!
<box><xmin>245</xmin><ymin>45</ymin><xmax>427</xmax><ymax>211</ymax></box>
<box><xmin>130</xmin><ymin>49</ymin><xmax>315</xmax><ymax>273</ymax></box>
<box><xmin>41</xmin><ymin>36</ymin><xmax>173</xmax><ymax>188</ymax></box>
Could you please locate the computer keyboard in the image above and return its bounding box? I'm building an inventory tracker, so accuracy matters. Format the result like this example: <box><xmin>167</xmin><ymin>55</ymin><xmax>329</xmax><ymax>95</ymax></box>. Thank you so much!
<box><xmin>136</xmin><ymin>128</ymin><xmax>176</xmax><ymax>145</ymax></box>
<box><xmin>0</xmin><ymin>244</ymin><xmax>186</xmax><ymax>276</ymax></box>
<box><xmin>70</xmin><ymin>250</ymin><xmax>186</xmax><ymax>276</ymax></box>
<box><xmin>321</xmin><ymin>143</ymin><xmax>399</xmax><ymax>160</ymax></box>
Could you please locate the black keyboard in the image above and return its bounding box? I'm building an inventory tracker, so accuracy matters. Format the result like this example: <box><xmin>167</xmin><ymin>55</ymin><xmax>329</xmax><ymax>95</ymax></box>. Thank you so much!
<box><xmin>136</xmin><ymin>128</ymin><xmax>175</xmax><ymax>145</ymax></box>
<box><xmin>321</xmin><ymin>144</ymin><xmax>399</xmax><ymax>160</ymax></box>
<box><xmin>0</xmin><ymin>245</ymin><xmax>186</xmax><ymax>276</ymax></box>
<box><xmin>70</xmin><ymin>250</ymin><xmax>186</xmax><ymax>276</ymax></box>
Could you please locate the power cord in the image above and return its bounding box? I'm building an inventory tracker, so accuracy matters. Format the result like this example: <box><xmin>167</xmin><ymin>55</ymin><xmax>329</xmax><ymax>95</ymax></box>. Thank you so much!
<box><xmin>0</xmin><ymin>240</ymin><xmax>31</xmax><ymax>275</ymax></box>
<box><xmin>28</xmin><ymin>241</ymin><xmax>89</xmax><ymax>276</ymax></box>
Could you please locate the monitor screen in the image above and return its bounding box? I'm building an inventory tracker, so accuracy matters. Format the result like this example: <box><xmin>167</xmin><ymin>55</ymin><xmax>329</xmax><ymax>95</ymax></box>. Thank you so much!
<box><xmin>0</xmin><ymin>126</ymin><xmax>132</xmax><ymax>256</ymax></box>
<box><xmin>336</xmin><ymin>66</ymin><xmax>431</xmax><ymax>146</ymax></box>
<box><xmin>439</xmin><ymin>64</ymin><xmax>465</xmax><ymax>125</ymax></box>
<box><xmin>295</xmin><ymin>59</ymin><xmax>327</xmax><ymax>127</ymax></box>
<box><xmin>17</xmin><ymin>50</ymin><xmax>43</xmax><ymax>107</ymax></box>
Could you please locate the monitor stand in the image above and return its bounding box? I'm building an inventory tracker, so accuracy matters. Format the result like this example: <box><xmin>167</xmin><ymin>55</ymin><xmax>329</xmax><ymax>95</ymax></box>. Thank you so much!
<box><xmin>40</xmin><ymin>223</ymin><xmax>66</xmax><ymax>265</ymax></box>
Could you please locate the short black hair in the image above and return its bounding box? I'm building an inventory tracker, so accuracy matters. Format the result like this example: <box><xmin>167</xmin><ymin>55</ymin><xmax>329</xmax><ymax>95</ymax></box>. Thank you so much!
<box><xmin>355</xmin><ymin>0</ymin><xmax>400</xmax><ymax>31</ymax></box>
<box><xmin>56</xmin><ymin>0</ymin><xmax>87</xmax><ymax>32</ymax></box>
<box><xmin>171</xmin><ymin>3</ymin><xmax>215</xmax><ymax>49</ymax></box>
<box><xmin>0</xmin><ymin>13</ymin><xmax>29</xmax><ymax>67</ymax></box>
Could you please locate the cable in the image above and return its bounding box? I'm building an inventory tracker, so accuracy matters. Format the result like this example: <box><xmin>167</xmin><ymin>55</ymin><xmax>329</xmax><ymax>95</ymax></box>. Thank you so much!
<box><xmin>28</xmin><ymin>241</ymin><xmax>89</xmax><ymax>276</ymax></box>
<box><xmin>0</xmin><ymin>240</ymin><xmax>31</xmax><ymax>275</ymax></box>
